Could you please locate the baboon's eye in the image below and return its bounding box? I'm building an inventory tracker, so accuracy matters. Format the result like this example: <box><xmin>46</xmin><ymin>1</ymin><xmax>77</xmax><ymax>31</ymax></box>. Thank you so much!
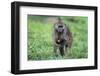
<box><xmin>58</xmin><ymin>25</ymin><xmax>63</xmax><ymax>28</ymax></box>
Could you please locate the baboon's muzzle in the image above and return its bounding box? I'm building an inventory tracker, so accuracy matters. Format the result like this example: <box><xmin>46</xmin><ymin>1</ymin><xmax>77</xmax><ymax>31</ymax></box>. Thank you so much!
<box><xmin>56</xmin><ymin>39</ymin><xmax>65</xmax><ymax>45</ymax></box>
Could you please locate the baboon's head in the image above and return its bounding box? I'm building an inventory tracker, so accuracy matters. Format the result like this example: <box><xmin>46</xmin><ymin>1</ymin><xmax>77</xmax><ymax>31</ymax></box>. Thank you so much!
<box><xmin>55</xmin><ymin>24</ymin><xmax>64</xmax><ymax>34</ymax></box>
<box><xmin>54</xmin><ymin>17</ymin><xmax>67</xmax><ymax>44</ymax></box>
<box><xmin>55</xmin><ymin>24</ymin><xmax>65</xmax><ymax>44</ymax></box>
<box><xmin>55</xmin><ymin>17</ymin><xmax>65</xmax><ymax>34</ymax></box>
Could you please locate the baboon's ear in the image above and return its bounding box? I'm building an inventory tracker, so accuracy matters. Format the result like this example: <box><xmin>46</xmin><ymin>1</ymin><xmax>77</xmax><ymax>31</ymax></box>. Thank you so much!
<box><xmin>62</xmin><ymin>25</ymin><xmax>65</xmax><ymax>29</ymax></box>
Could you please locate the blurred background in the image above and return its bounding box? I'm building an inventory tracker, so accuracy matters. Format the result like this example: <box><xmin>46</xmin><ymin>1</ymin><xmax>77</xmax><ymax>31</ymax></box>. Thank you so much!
<box><xmin>27</xmin><ymin>15</ymin><xmax>88</xmax><ymax>60</ymax></box>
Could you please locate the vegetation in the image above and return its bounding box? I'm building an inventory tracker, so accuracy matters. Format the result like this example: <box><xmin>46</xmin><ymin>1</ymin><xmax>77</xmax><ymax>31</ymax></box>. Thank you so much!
<box><xmin>28</xmin><ymin>15</ymin><xmax>88</xmax><ymax>60</ymax></box>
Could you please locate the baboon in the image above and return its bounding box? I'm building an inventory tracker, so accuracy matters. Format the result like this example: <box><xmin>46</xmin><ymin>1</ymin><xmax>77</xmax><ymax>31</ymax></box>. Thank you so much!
<box><xmin>53</xmin><ymin>17</ymin><xmax>73</xmax><ymax>57</ymax></box>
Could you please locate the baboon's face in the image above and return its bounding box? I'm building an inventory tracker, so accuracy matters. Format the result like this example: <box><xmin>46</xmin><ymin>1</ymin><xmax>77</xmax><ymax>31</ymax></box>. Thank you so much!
<box><xmin>56</xmin><ymin>25</ymin><xmax>64</xmax><ymax>34</ymax></box>
<box><xmin>55</xmin><ymin>24</ymin><xmax>65</xmax><ymax>44</ymax></box>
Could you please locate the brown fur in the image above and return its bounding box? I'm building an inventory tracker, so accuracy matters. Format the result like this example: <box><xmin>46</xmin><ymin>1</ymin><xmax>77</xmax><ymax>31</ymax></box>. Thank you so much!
<box><xmin>53</xmin><ymin>18</ymin><xmax>73</xmax><ymax>56</ymax></box>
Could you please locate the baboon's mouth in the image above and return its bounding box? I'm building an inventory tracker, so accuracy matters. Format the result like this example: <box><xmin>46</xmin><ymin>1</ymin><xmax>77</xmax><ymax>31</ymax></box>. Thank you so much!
<box><xmin>56</xmin><ymin>39</ymin><xmax>65</xmax><ymax>44</ymax></box>
<box><xmin>58</xmin><ymin>40</ymin><xmax>60</xmax><ymax>42</ymax></box>
<box><xmin>56</xmin><ymin>40</ymin><xmax>61</xmax><ymax>44</ymax></box>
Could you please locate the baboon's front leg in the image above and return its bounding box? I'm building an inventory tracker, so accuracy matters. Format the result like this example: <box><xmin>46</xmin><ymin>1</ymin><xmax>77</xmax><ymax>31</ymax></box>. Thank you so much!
<box><xmin>54</xmin><ymin>45</ymin><xmax>58</xmax><ymax>57</ymax></box>
<box><xmin>59</xmin><ymin>47</ymin><xmax>65</xmax><ymax>57</ymax></box>
<box><xmin>65</xmin><ymin>46</ymin><xmax>68</xmax><ymax>54</ymax></box>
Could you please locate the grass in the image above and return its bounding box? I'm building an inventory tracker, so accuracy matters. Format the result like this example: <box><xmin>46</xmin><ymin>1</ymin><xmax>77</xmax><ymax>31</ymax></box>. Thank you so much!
<box><xmin>28</xmin><ymin>16</ymin><xmax>88</xmax><ymax>60</ymax></box>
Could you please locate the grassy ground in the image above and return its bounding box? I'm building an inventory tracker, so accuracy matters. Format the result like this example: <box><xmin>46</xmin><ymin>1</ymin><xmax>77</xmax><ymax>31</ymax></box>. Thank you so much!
<box><xmin>28</xmin><ymin>16</ymin><xmax>88</xmax><ymax>60</ymax></box>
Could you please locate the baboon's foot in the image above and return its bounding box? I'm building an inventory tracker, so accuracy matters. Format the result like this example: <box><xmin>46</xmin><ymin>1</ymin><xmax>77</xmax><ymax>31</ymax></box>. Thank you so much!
<box><xmin>55</xmin><ymin>54</ymin><xmax>58</xmax><ymax>57</ymax></box>
<box><xmin>60</xmin><ymin>50</ymin><xmax>65</xmax><ymax>57</ymax></box>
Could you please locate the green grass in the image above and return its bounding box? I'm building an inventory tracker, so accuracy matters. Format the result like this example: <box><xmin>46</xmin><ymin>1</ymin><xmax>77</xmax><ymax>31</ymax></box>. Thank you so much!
<box><xmin>28</xmin><ymin>16</ymin><xmax>88</xmax><ymax>60</ymax></box>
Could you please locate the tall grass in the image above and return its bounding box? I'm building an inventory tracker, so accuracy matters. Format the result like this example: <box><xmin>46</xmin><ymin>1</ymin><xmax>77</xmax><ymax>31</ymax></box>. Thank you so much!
<box><xmin>28</xmin><ymin>16</ymin><xmax>88</xmax><ymax>60</ymax></box>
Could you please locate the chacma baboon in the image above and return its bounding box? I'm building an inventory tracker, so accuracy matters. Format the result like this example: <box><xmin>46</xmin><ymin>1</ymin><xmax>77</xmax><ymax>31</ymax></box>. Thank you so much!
<box><xmin>53</xmin><ymin>17</ymin><xmax>73</xmax><ymax>57</ymax></box>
